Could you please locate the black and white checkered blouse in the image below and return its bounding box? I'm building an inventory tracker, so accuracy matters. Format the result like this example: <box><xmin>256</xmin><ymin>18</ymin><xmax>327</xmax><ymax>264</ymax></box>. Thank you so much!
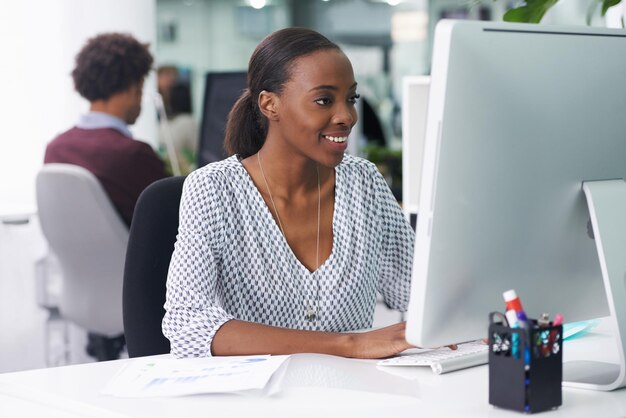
<box><xmin>163</xmin><ymin>154</ymin><xmax>415</xmax><ymax>358</ymax></box>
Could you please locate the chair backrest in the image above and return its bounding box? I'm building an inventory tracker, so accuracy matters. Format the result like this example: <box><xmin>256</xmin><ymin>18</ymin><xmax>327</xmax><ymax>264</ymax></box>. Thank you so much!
<box><xmin>123</xmin><ymin>176</ymin><xmax>185</xmax><ymax>357</ymax></box>
<box><xmin>36</xmin><ymin>163</ymin><xmax>129</xmax><ymax>336</ymax></box>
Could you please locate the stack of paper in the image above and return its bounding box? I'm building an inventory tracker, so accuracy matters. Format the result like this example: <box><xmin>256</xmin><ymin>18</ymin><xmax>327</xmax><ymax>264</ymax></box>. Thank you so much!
<box><xmin>102</xmin><ymin>355</ymin><xmax>289</xmax><ymax>398</ymax></box>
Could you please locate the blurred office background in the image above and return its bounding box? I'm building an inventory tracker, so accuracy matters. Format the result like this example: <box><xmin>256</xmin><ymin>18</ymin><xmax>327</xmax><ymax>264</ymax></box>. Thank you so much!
<box><xmin>0</xmin><ymin>0</ymin><xmax>622</xmax><ymax>373</ymax></box>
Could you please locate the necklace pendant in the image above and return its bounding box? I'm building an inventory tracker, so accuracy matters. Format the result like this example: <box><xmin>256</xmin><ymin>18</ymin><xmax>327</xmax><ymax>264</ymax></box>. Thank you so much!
<box><xmin>306</xmin><ymin>306</ymin><xmax>316</xmax><ymax>322</ymax></box>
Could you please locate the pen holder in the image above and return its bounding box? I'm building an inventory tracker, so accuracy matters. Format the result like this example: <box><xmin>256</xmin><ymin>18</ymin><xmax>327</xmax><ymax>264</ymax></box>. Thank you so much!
<box><xmin>488</xmin><ymin>312</ymin><xmax>563</xmax><ymax>414</ymax></box>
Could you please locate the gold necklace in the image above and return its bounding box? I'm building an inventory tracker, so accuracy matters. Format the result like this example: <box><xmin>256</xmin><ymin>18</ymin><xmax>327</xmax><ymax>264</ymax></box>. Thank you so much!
<box><xmin>257</xmin><ymin>151</ymin><xmax>320</xmax><ymax>322</ymax></box>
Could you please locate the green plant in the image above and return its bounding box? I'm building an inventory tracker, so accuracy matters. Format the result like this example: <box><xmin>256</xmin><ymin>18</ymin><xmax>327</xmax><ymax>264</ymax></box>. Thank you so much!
<box><xmin>364</xmin><ymin>145</ymin><xmax>403</xmax><ymax>200</ymax></box>
<box><xmin>500</xmin><ymin>0</ymin><xmax>622</xmax><ymax>25</ymax></box>
<box><xmin>363</xmin><ymin>145</ymin><xmax>401</xmax><ymax>165</ymax></box>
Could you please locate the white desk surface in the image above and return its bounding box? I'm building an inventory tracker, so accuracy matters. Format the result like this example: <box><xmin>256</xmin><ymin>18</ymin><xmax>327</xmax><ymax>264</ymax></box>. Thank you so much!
<box><xmin>1</xmin><ymin>323</ymin><xmax>625</xmax><ymax>418</ymax></box>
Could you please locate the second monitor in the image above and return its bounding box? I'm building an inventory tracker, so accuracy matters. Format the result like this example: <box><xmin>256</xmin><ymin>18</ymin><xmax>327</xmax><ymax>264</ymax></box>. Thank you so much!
<box><xmin>198</xmin><ymin>72</ymin><xmax>247</xmax><ymax>167</ymax></box>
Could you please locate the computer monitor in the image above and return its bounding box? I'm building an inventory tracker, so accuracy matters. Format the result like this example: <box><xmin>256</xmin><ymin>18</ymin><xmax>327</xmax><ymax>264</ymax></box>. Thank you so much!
<box><xmin>198</xmin><ymin>72</ymin><xmax>247</xmax><ymax>167</ymax></box>
<box><xmin>401</xmin><ymin>76</ymin><xmax>430</xmax><ymax>230</ymax></box>
<box><xmin>405</xmin><ymin>19</ymin><xmax>626</xmax><ymax>391</ymax></box>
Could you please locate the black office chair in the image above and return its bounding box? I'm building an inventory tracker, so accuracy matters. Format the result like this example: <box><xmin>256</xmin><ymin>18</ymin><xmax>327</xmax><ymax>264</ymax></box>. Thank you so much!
<box><xmin>123</xmin><ymin>176</ymin><xmax>186</xmax><ymax>357</ymax></box>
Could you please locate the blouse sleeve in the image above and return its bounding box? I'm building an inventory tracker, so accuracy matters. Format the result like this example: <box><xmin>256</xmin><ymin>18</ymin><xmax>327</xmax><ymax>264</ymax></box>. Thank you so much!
<box><xmin>162</xmin><ymin>169</ymin><xmax>235</xmax><ymax>358</ymax></box>
<box><xmin>372</xmin><ymin>170</ymin><xmax>415</xmax><ymax>312</ymax></box>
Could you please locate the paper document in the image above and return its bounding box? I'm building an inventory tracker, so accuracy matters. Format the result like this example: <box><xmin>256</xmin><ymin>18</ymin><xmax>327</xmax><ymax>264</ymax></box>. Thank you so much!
<box><xmin>563</xmin><ymin>319</ymin><xmax>600</xmax><ymax>340</ymax></box>
<box><xmin>102</xmin><ymin>355</ymin><xmax>289</xmax><ymax>398</ymax></box>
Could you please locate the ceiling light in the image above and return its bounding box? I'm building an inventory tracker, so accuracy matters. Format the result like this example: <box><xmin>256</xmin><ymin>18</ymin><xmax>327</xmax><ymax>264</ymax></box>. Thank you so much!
<box><xmin>249</xmin><ymin>0</ymin><xmax>266</xmax><ymax>9</ymax></box>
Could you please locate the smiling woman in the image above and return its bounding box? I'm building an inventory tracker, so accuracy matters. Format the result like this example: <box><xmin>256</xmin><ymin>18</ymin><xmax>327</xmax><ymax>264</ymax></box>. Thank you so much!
<box><xmin>162</xmin><ymin>27</ymin><xmax>416</xmax><ymax>360</ymax></box>
<box><xmin>255</xmin><ymin>49</ymin><xmax>359</xmax><ymax>168</ymax></box>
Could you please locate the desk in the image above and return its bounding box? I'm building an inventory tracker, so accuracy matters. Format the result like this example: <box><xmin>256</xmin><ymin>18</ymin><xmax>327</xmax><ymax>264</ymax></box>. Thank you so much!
<box><xmin>1</xmin><ymin>325</ymin><xmax>625</xmax><ymax>418</ymax></box>
<box><xmin>0</xmin><ymin>204</ymin><xmax>36</xmax><ymax>225</ymax></box>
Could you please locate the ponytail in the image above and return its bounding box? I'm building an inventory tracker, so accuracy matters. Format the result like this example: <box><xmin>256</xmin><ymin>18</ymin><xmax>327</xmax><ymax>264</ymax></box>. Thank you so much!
<box><xmin>224</xmin><ymin>89</ymin><xmax>267</xmax><ymax>159</ymax></box>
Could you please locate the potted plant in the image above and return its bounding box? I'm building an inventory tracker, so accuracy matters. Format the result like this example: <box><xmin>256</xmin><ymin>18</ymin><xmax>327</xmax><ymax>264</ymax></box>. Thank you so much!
<box><xmin>501</xmin><ymin>0</ymin><xmax>623</xmax><ymax>25</ymax></box>
<box><xmin>364</xmin><ymin>145</ymin><xmax>403</xmax><ymax>201</ymax></box>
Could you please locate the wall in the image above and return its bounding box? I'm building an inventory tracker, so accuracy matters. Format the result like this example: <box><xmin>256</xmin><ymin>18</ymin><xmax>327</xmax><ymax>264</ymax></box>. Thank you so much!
<box><xmin>155</xmin><ymin>0</ymin><xmax>432</xmax><ymax>148</ymax></box>
<box><xmin>0</xmin><ymin>0</ymin><xmax>156</xmax><ymax>372</ymax></box>
<box><xmin>0</xmin><ymin>0</ymin><xmax>157</xmax><ymax>214</ymax></box>
<box><xmin>294</xmin><ymin>0</ymin><xmax>430</xmax><ymax>146</ymax></box>
<box><xmin>156</xmin><ymin>0</ymin><xmax>290</xmax><ymax>125</ymax></box>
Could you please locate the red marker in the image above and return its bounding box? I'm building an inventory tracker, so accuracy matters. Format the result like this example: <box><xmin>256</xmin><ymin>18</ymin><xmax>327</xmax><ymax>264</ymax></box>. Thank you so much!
<box><xmin>503</xmin><ymin>289</ymin><xmax>525</xmax><ymax>314</ymax></box>
<box><xmin>503</xmin><ymin>289</ymin><xmax>527</xmax><ymax>328</ymax></box>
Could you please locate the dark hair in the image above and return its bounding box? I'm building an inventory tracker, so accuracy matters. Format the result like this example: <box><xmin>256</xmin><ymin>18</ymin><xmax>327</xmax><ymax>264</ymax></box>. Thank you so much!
<box><xmin>224</xmin><ymin>27</ymin><xmax>340</xmax><ymax>158</ymax></box>
<box><xmin>169</xmin><ymin>82</ymin><xmax>193</xmax><ymax>117</ymax></box>
<box><xmin>72</xmin><ymin>33</ymin><xmax>153</xmax><ymax>101</ymax></box>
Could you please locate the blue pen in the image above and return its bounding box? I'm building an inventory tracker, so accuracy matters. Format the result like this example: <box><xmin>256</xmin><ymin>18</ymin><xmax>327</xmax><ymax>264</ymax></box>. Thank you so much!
<box><xmin>503</xmin><ymin>290</ymin><xmax>529</xmax><ymax>361</ymax></box>
<box><xmin>505</xmin><ymin>310</ymin><xmax>521</xmax><ymax>358</ymax></box>
<box><xmin>515</xmin><ymin>311</ymin><xmax>531</xmax><ymax>365</ymax></box>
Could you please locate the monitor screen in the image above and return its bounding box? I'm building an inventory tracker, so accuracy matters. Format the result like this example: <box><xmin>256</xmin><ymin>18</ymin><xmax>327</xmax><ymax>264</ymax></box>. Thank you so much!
<box><xmin>197</xmin><ymin>72</ymin><xmax>247</xmax><ymax>167</ymax></box>
<box><xmin>406</xmin><ymin>20</ymin><xmax>626</xmax><ymax>355</ymax></box>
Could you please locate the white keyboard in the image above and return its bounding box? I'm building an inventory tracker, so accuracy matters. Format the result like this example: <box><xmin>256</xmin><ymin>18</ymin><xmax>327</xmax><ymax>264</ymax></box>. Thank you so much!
<box><xmin>377</xmin><ymin>340</ymin><xmax>488</xmax><ymax>375</ymax></box>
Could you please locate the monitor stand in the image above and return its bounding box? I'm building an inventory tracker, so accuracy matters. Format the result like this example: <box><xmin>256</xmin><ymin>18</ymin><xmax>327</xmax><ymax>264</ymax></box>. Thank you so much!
<box><xmin>563</xmin><ymin>180</ymin><xmax>626</xmax><ymax>391</ymax></box>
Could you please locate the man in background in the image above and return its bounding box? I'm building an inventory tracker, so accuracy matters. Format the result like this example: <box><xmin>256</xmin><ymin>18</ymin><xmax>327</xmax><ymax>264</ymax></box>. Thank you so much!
<box><xmin>44</xmin><ymin>33</ymin><xmax>167</xmax><ymax>361</ymax></box>
<box><xmin>45</xmin><ymin>32</ymin><xmax>167</xmax><ymax>227</ymax></box>
<box><xmin>157</xmin><ymin>65</ymin><xmax>179</xmax><ymax>117</ymax></box>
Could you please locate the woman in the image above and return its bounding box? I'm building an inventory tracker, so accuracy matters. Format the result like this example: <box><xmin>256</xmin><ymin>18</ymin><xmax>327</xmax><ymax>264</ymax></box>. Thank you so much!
<box><xmin>163</xmin><ymin>27</ymin><xmax>415</xmax><ymax>359</ymax></box>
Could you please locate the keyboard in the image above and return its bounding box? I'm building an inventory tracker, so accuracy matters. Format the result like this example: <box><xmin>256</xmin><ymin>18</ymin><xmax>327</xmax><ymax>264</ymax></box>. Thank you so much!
<box><xmin>377</xmin><ymin>340</ymin><xmax>488</xmax><ymax>375</ymax></box>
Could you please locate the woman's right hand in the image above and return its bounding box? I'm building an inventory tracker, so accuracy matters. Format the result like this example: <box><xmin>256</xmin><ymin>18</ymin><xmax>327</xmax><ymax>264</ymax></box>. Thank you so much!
<box><xmin>345</xmin><ymin>322</ymin><xmax>415</xmax><ymax>359</ymax></box>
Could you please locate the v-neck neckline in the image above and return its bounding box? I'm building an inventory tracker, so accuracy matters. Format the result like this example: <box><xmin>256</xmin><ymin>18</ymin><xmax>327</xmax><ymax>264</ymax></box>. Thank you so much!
<box><xmin>236</xmin><ymin>156</ymin><xmax>340</xmax><ymax>275</ymax></box>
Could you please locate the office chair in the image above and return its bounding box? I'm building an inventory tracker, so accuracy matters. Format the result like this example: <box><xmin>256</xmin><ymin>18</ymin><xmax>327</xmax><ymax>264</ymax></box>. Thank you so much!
<box><xmin>123</xmin><ymin>176</ymin><xmax>185</xmax><ymax>357</ymax></box>
<box><xmin>36</xmin><ymin>164</ymin><xmax>128</xmax><ymax>361</ymax></box>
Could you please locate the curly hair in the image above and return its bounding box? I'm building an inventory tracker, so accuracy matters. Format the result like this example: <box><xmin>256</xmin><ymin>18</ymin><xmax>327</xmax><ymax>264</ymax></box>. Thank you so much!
<box><xmin>72</xmin><ymin>33</ymin><xmax>153</xmax><ymax>101</ymax></box>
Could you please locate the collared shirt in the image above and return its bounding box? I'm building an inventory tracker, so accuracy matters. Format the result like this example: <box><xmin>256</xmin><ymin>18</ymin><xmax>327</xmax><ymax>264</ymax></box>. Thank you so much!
<box><xmin>77</xmin><ymin>111</ymin><xmax>133</xmax><ymax>138</ymax></box>
<box><xmin>163</xmin><ymin>154</ymin><xmax>415</xmax><ymax>358</ymax></box>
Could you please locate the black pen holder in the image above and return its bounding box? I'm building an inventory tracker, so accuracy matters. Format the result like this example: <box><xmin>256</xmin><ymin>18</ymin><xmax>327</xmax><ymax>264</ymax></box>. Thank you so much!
<box><xmin>488</xmin><ymin>313</ymin><xmax>563</xmax><ymax>414</ymax></box>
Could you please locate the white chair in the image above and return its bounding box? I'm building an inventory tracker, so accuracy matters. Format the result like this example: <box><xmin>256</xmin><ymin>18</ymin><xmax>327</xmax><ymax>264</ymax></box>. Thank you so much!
<box><xmin>36</xmin><ymin>164</ymin><xmax>128</xmax><ymax>360</ymax></box>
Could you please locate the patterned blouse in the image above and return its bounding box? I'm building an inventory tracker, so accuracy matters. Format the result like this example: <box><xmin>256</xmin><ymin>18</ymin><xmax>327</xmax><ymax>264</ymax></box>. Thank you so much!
<box><xmin>163</xmin><ymin>154</ymin><xmax>415</xmax><ymax>358</ymax></box>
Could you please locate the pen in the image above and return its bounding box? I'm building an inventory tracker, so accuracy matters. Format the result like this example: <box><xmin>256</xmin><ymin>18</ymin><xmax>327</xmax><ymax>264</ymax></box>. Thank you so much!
<box><xmin>503</xmin><ymin>309</ymin><xmax>521</xmax><ymax>359</ymax></box>
<box><xmin>503</xmin><ymin>289</ymin><xmax>529</xmax><ymax>327</ymax></box>
<box><xmin>505</xmin><ymin>309</ymin><xmax>519</xmax><ymax>328</ymax></box>
<box><xmin>514</xmin><ymin>311</ymin><xmax>531</xmax><ymax>366</ymax></box>
<box><xmin>553</xmin><ymin>313</ymin><xmax>563</xmax><ymax>326</ymax></box>
<box><xmin>503</xmin><ymin>289</ymin><xmax>528</xmax><ymax>360</ymax></box>
<box><xmin>538</xmin><ymin>313</ymin><xmax>550</xmax><ymax>327</ymax></box>
<box><xmin>549</xmin><ymin>313</ymin><xmax>563</xmax><ymax>354</ymax></box>
<box><xmin>503</xmin><ymin>289</ymin><xmax>525</xmax><ymax>314</ymax></box>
